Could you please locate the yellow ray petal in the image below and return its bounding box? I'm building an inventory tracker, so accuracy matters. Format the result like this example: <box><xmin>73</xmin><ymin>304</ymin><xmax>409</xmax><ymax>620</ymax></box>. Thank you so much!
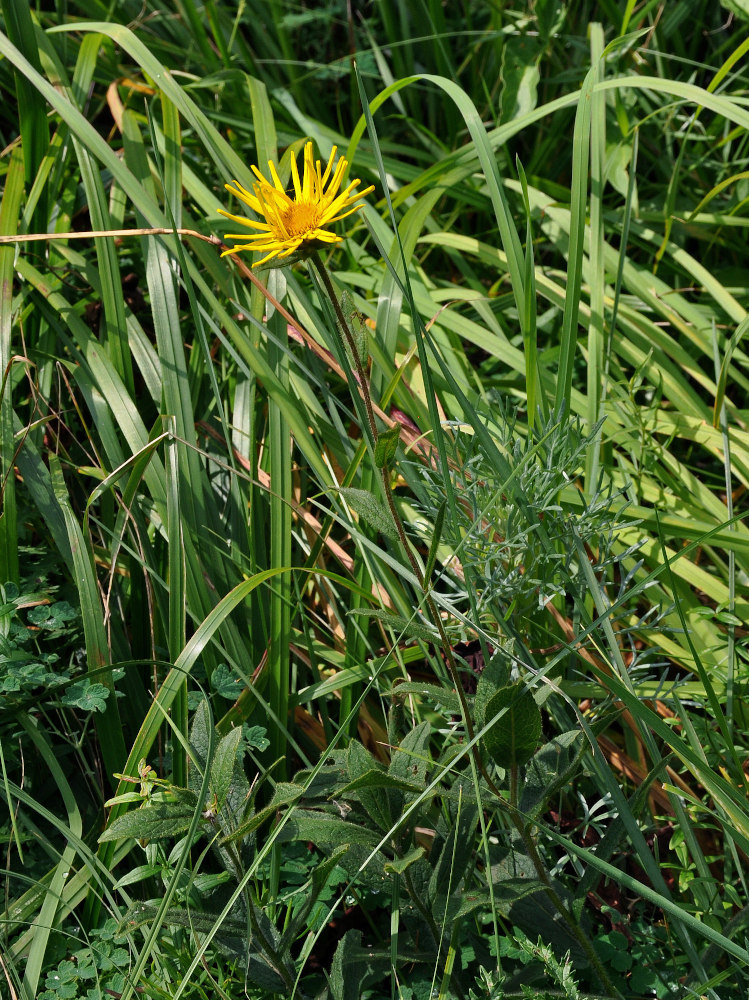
<box><xmin>219</xmin><ymin>140</ymin><xmax>373</xmax><ymax>266</ymax></box>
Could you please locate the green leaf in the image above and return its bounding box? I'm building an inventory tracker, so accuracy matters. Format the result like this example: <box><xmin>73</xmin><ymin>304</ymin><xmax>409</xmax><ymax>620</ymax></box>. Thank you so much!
<box><xmin>388</xmin><ymin>720</ymin><xmax>432</xmax><ymax>787</ymax></box>
<box><xmin>60</xmin><ymin>679</ymin><xmax>110</xmax><ymax>714</ymax></box>
<box><xmin>242</xmin><ymin>724</ymin><xmax>270</xmax><ymax>752</ymax></box>
<box><xmin>329</xmin><ymin>930</ymin><xmax>380</xmax><ymax>1000</ymax></box>
<box><xmin>454</xmin><ymin>889</ymin><xmax>492</xmax><ymax>920</ymax></box>
<box><xmin>491</xmin><ymin>875</ymin><xmax>548</xmax><ymax>906</ymax></box>
<box><xmin>489</xmin><ymin>845</ymin><xmax>540</xmax><ymax>914</ymax></box>
<box><xmin>46</xmin><ymin>959</ymin><xmax>77</xmax><ymax>987</ymax></box>
<box><xmin>715</xmin><ymin>610</ymin><xmax>744</xmax><ymax>627</ymax></box>
<box><xmin>210</xmin><ymin>662</ymin><xmax>245</xmax><ymax>699</ymax></box>
<box><xmin>187</xmin><ymin>699</ymin><xmax>212</xmax><ymax>795</ymax></box>
<box><xmin>374</xmin><ymin>424</ymin><xmax>401</xmax><ymax>468</ymax></box>
<box><xmin>387</xmin><ymin>722</ymin><xmax>433</xmax><ymax>822</ymax></box>
<box><xmin>346</xmin><ymin>740</ymin><xmax>392</xmax><ymax>831</ymax></box>
<box><xmin>473</xmin><ymin>651</ymin><xmax>511</xmax><ymax>732</ymax></box>
<box><xmin>337</xmin><ymin>770</ymin><xmax>424</xmax><ymax>796</ymax></box>
<box><xmin>535</xmin><ymin>0</ymin><xmax>566</xmax><ymax>39</ymax></box>
<box><xmin>348</xmin><ymin>608</ymin><xmax>438</xmax><ymax>644</ymax></box>
<box><xmin>112</xmin><ymin>864</ymin><xmax>164</xmax><ymax>890</ymax></box>
<box><xmin>98</xmin><ymin>797</ymin><xmax>198</xmax><ymax>843</ymax></box>
<box><xmin>269</xmin><ymin>781</ymin><xmax>305</xmax><ymax>808</ymax></box>
<box><xmin>27</xmin><ymin>601</ymin><xmax>77</xmax><ymax>629</ymax></box>
<box><xmin>331</xmin><ymin>841</ymin><xmax>390</xmax><ymax>889</ymax></box>
<box><xmin>0</xmin><ymin>146</ymin><xmax>24</xmax><ymax>584</ymax></box>
<box><xmin>428</xmin><ymin>806</ymin><xmax>478</xmax><ymax>912</ymax></box>
<box><xmin>520</xmin><ymin>731</ymin><xmax>583</xmax><ymax>820</ymax></box>
<box><xmin>391</xmin><ymin>681</ymin><xmax>463</xmax><ymax>716</ymax></box>
<box><xmin>553</xmin><ymin>44</ymin><xmax>599</xmax><ymax>416</ymax></box>
<box><xmin>329</xmin><ymin>487</ymin><xmax>398</xmax><ymax>539</ymax></box>
<box><xmin>384</xmin><ymin>845</ymin><xmax>425</xmax><ymax>875</ymax></box>
<box><xmin>1</xmin><ymin>0</ymin><xmax>48</xmax><ymax>197</ymax></box>
<box><xmin>721</xmin><ymin>0</ymin><xmax>749</xmax><ymax>19</ymax></box>
<box><xmin>500</xmin><ymin>33</ymin><xmax>541</xmax><ymax>123</ymax></box>
<box><xmin>281</xmin><ymin>844</ymin><xmax>350</xmax><ymax>949</ymax></box>
<box><xmin>482</xmin><ymin>682</ymin><xmax>542</xmax><ymax>768</ymax></box>
<box><xmin>220</xmin><ymin>782</ymin><xmax>302</xmax><ymax>843</ymax></box>
<box><xmin>210</xmin><ymin>726</ymin><xmax>243</xmax><ymax>809</ymax></box>
<box><xmin>275</xmin><ymin>810</ymin><xmax>381</xmax><ymax>849</ymax></box>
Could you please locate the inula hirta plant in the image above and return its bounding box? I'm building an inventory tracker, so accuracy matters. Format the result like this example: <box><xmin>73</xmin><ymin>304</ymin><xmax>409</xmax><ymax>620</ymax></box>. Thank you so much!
<box><xmin>219</xmin><ymin>140</ymin><xmax>374</xmax><ymax>266</ymax></box>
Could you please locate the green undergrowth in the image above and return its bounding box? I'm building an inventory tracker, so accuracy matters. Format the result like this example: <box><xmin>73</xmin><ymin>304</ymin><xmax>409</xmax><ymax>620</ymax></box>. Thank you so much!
<box><xmin>1</xmin><ymin>1</ymin><xmax>749</xmax><ymax>998</ymax></box>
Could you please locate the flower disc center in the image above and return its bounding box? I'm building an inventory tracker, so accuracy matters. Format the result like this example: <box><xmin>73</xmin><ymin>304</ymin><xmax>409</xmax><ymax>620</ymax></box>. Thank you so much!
<box><xmin>283</xmin><ymin>202</ymin><xmax>320</xmax><ymax>237</ymax></box>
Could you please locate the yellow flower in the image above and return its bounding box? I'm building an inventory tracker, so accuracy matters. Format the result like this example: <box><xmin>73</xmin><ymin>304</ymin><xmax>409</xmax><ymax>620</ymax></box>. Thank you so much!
<box><xmin>218</xmin><ymin>141</ymin><xmax>374</xmax><ymax>267</ymax></box>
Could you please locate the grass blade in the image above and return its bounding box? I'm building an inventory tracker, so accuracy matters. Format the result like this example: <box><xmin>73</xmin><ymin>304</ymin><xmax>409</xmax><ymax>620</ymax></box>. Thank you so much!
<box><xmin>0</xmin><ymin>146</ymin><xmax>24</xmax><ymax>582</ymax></box>
<box><xmin>49</xmin><ymin>455</ymin><xmax>126</xmax><ymax>776</ymax></box>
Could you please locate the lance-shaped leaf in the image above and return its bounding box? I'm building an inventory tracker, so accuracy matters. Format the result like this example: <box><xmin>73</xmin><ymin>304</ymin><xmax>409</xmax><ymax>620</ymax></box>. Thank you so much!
<box><xmin>274</xmin><ymin>809</ymin><xmax>382</xmax><ymax>850</ymax></box>
<box><xmin>346</xmin><ymin>740</ymin><xmax>393</xmax><ymax>831</ymax></box>
<box><xmin>220</xmin><ymin>782</ymin><xmax>303</xmax><ymax>844</ymax></box>
<box><xmin>520</xmin><ymin>731</ymin><xmax>583</xmax><ymax>820</ymax></box>
<box><xmin>329</xmin><ymin>486</ymin><xmax>398</xmax><ymax>539</ymax></box>
<box><xmin>482</xmin><ymin>681</ymin><xmax>542</xmax><ymax>768</ymax></box>
<box><xmin>348</xmin><ymin>608</ymin><xmax>438</xmax><ymax>644</ymax></box>
<box><xmin>374</xmin><ymin>424</ymin><xmax>401</xmax><ymax>468</ymax></box>
<box><xmin>99</xmin><ymin>793</ymin><xmax>199</xmax><ymax>844</ymax></box>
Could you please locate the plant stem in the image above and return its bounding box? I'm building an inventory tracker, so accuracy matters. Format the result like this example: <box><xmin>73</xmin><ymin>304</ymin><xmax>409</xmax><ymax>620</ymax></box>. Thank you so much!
<box><xmin>310</xmin><ymin>253</ymin><xmax>379</xmax><ymax>448</ymax></box>
<box><xmin>509</xmin><ymin>763</ymin><xmax>519</xmax><ymax>808</ymax></box>
<box><xmin>312</xmin><ymin>251</ymin><xmax>620</xmax><ymax>999</ymax></box>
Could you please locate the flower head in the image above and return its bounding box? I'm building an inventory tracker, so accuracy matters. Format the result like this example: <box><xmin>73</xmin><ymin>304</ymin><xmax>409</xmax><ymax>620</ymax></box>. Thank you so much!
<box><xmin>218</xmin><ymin>141</ymin><xmax>374</xmax><ymax>267</ymax></box>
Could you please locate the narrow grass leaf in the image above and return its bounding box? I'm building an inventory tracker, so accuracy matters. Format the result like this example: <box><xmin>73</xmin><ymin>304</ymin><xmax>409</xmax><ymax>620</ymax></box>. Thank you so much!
<box><xmin>49</xmin><ymin>455</ymin><xmax>126</xmax><ymax>777</ymax></box>
<box><xmin>0</xmin><ymin>146</ymin><xmax>24</xmax><ymax>582</ymax></box>
<box><xmin>18</xmin><ymin>717</ymin><xmax>81</xmax><ymax>1000</ymax></box>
